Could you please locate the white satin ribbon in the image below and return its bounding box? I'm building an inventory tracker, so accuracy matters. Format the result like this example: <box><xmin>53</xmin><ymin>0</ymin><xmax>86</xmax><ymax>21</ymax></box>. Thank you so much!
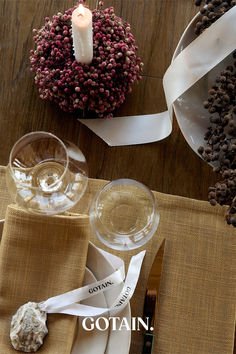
<box><xmin>79</xmin><ymin>6</ymin><xmax>236</xmax><ymax>146</ymax></box>
<box><xmin>39</xmin><ymin>243</ymin><xmax>146</xmax><ymax>317</ymax></box>
<box><xmin>79</xmin><ymin>112</ymin><xmax>171</xmax><ymax>146</ymax></box>
<box><xmin>164</xmin><ymin>4</ymin><xmax>236</xmax><ymax>108</ymax></box>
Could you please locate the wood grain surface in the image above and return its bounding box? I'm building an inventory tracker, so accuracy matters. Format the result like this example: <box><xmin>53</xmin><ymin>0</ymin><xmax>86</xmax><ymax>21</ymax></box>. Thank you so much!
<box><xmin>0</xmin><ymin>1</ymin><xmax>229</xmax><ymax>352</ymax></box>
<box><xmin>0</xmin><ymin>0</ymin><xmax>218</xmax><ymax>201</ymax></box>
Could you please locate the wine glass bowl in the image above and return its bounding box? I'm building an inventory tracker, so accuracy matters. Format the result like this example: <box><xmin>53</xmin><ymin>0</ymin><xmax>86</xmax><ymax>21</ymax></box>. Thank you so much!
<box><xmin>6</xmin><ymin>132</ymin><xmax>88</xmax><ymax>215</ymax></box>
<box><xmin>90</xmin><ymin>179</ymin><xmax>160</xmax><ymax>251</ymax></box>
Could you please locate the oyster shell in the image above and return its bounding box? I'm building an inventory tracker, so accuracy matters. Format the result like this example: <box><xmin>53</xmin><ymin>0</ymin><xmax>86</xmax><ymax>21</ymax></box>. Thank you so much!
<box><xmin>10</xmin><ymin>302</ymin><xmax>48</xmax><ymax>352</ymax></box>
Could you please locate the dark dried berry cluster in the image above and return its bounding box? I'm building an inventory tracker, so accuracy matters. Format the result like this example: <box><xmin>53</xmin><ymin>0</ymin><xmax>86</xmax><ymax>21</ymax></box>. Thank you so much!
<box><xmin>198</xmin><ymin>56</ymin><xmax>236</xmax><ymax>226</ymax></box>
<box><xmin>194</xmin><ymin>0</ymin><xmax>236</xmax><ymax>35</ymax></box>
<box><xmin>226</xmin><ymin>196</ymin><xmax>236</xmax><ymax>225</ymax></box>
<box><xmin>30</xmin><ymin>5</ymin><xmax>143</xmax><ymax>117</ymax></box>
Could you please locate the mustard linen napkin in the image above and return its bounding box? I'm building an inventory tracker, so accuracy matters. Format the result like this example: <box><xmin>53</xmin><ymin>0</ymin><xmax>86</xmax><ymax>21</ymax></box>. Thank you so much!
<box><xmin>0</xmin><ymin>204</ymin><xmax>90</xmax><ymax>353</ymax></box>
<box><xmin>72</xmin><ymin>179</ymin><xmax>236</xmax><ymax>354</ymax></box>
<box><xmin>0</xmin><ymin>166</ymin><xmax>235</xmax><ymax>354</ymax></box>
<box><xmin>152</xmin><ymin>194</ymin><xmax>236</xmax><ymax>354</ymax></box>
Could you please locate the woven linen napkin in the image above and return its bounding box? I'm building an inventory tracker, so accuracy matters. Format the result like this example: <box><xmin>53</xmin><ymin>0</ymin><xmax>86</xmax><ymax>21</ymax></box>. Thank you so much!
<box><xmin>0</xmin><ymin>168</ymin><xmax>235</xmax><ymax>353</ymax></box>
<box><xmin>0</xmin><ymin>204</ymin><xmax>90</xmax><ymax>353</ymax></box>
<box><xmin>71</xmin><ymin>179</ymin><xmax>236</xmax><ymax>354</ymax></box>
<box><xmin>152</xmin><ymin>194</ymin><xmax>236</xmax><ymax>354</ymax></box>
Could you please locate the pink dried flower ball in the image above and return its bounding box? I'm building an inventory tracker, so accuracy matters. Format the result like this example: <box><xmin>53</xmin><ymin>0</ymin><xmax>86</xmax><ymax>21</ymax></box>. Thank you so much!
<box><xmin>30</xmin><ymin>6</ymin><xmax>143</xmax><ymax>117</ymax></box>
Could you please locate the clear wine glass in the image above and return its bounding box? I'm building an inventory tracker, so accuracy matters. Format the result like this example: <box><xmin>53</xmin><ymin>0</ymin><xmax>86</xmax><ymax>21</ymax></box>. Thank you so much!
<box><xmin>6</xmin><ymin>131</ymin><xmax>88</xmax><ymax>215</ymax></box>
<box><xmin>90</xmin><ymin>179</ymin><xmax>160</xmax><ymax>251</ymax></box>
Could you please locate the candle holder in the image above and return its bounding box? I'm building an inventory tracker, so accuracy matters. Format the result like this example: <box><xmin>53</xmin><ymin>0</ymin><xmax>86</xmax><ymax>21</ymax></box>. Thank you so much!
<box><xmin>30</xmin><ymin>2</ymin><xmax>143</xmax><ymax>118</ymax></box>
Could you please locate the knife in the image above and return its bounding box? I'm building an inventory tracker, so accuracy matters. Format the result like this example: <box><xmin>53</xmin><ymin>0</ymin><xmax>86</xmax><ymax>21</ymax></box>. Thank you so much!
<box><xmin>142</xmin><ymin>239</ymin><xmax>165</xmax><ymax>354</ymax></box>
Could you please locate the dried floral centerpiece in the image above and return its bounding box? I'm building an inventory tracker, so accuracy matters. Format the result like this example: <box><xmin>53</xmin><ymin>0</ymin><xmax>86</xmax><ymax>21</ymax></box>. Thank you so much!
<box><xmin>195</xmin><ymin>0</ymin><xmax>236</xmax><ymax>227</ymax></box>
<box><xmin>30</xmin><ymin>1</ymin><xmax>143</xmax><ymax>118</ymax></box>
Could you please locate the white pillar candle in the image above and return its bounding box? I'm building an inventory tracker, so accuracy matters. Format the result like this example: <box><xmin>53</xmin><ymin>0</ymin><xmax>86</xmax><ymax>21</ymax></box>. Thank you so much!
<box><xmin>72</xmin><ymin>4</ymin><xmax>93</xmax><ymax>65</ymax></box>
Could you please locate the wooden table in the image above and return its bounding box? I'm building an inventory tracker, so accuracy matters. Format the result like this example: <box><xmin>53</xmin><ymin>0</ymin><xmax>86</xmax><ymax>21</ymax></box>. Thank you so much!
<box><xmin>0</xmin><ymin>0</ymin><xmax>218</xmax><ymax>199</ymax></box>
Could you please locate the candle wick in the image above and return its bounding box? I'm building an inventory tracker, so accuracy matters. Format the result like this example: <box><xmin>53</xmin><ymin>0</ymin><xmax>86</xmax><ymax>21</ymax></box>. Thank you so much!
<box><xmin>78</xmin><ymin>3</ymin><xmax>85</xmax><ymax>17</ymax></box>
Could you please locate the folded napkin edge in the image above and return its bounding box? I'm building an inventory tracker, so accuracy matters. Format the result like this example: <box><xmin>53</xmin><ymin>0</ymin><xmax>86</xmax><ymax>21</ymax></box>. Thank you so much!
<box><xmin>6</xmin><ymin>204</ymin><xmax>89</xmax><ymax>222</ymax></box>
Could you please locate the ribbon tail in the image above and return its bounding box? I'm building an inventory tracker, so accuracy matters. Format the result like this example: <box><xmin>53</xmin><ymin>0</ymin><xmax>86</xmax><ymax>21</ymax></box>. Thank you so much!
<box><xmin>42</xmin><ymin>250</ymin><xmax>146</xmax><ymax>317</ymax></box>
<box><xmin>79</xmin><ymin>111</ymin><xmax>172</xmax><ymax>146</ymax></box>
